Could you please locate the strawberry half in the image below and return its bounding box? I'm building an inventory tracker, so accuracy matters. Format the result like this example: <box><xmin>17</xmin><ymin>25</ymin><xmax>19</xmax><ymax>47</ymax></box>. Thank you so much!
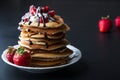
<box><xmin>29</xmin><ymin>5</ymin><xmax>36</xmax><ymax>15</ymax></box>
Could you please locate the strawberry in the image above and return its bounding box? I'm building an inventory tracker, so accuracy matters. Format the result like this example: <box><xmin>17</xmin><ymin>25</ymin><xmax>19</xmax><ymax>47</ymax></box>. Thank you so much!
<box><xmin>24</xmin><ymin>18</ymin><xmax>29</xmax><ymax>22</ymax></box>
<box><xmin>40</xmin><ymin>7</ymin><xmax>45</xmax><ymax>13</ymax></box>
<box><xmin>48</xmin><ymin>10</ymin><xmax>55</xmax><ymax>17</ymax></box>
<box><xmin>45</xmin><ymin>6</ymin><xmax>49</xmax><ymax>13</ymax></box>
<box><xmin>39</xmin><ymin>17</ymin><xmax>48</xmax><ymax>23</ymax></box>
<box><xmin>13</xmin><ymin>47</ymin><xmax>31</xmax><ymax>66</ymax></box>
<box><xmin>115</xmin><ymin>16</ymin><xmax>120</xmax><ymax>28</ymax></box>
<box><xmin>98</xmin><ymin>15</ymin><xmax>112</xmax><ymax>33</ymax></box>
<box><xmin>6</xmin><ymin>46</ymin><xmax>16</xmax><ymax>63</ymax></box>
<box><xmin>29</xmin><ymin>5</ymin><xmax>36</xmax><ymax>15</ymax></box>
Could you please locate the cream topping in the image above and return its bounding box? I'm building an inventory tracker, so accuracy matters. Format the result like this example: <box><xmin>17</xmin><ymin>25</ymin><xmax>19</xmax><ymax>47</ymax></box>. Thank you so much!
<box><xmin>19</xmin><ymin>5</ymin><xmax>64</xmax><ymax>28</ymax></box>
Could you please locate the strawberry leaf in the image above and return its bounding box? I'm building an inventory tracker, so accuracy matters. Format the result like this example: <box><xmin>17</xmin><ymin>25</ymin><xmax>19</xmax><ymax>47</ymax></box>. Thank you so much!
<box><xmin>17</xmin><ymin>47</ymin><xmax>24</xmax><ymax>54</ymax></box>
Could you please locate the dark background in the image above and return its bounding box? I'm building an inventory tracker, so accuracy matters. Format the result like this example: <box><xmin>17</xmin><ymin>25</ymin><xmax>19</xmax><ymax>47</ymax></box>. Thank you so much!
<box><xmin>0</xmin><ymin>0</ymin><xmax>120</xmax><ymax>80</ymax></box>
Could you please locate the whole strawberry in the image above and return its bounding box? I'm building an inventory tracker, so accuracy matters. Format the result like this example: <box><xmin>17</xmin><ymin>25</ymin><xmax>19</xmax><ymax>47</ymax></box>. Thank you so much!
<box><xmin>13</xmin><ymin>47</ymin><xmax>31</xmax><ymax>66</ymax></box>
<box><xmin>98</xmin><ymin>15</ymin><xmax>112</xmax><ymax>33</ymax></box>
<box><xmin>115</xmin><ymin>16</ymin><xmax>120</xmax><ymax>28</ymax></box>
<box><xmin>6</xmin><ymin>46</ymin><xmax>16</xmax><ymax>63</ymax></box>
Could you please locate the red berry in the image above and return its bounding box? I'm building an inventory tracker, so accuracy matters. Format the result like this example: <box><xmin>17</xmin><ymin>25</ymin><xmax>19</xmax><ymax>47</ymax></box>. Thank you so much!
<box><xmin>24</xmin><ymin>18</ymin><xmax>29</xmax><ymax>22</ymax></box>
<box><xmin>45</xmin><ymin>6</ymin><xmax>49</xmax><ymax>12</ymax></box>
<box><xmin>49</xmin><ymin>10</ymin><xmax>55</xmax><ymax>17</ymax></box>
<box><xmin>40</xmin><ymin>7</ymin><xmax>45</xmax><ymax>13</ymax></box>
<box><xmin>115</xmin><ymin>16</ymin><xmax>120</xmax><ymax>28</ymax></box>
<box><xmin>39</xmin><ymin>17</ymin><xmax>48</xmax><ymax>23</ymax></box>
<box><xmin>98</xmin><ymin>15</ymin><xmax>112</xmax><ymax>33</ymax></box>
<box><xmin>39</xmin><ymin>17</ymin><xmax>43</xmax><ymax>23</ymax></box>
<box><xmin>6</xmin><ymin>47</ymin><xmax>16</xmax><ymax>63</ymax></box>
<box><xmin>29</xmin><ymin>5</ymin><xmax>36</xmax><ymax>15</ymax></box>
<box><xmin>13</xmin><ymin>47</ymin><xmax>31</xmax><ymax>66</ymax></box>
<box><xmin>6</xmin><ymin>53</ymin><xmax>14</xmax><ymax>63</ymax></box>
<box><xmin>44</xmin><ymin>18</ymin><xmax>48</xmax><ymax>23</ymax></box>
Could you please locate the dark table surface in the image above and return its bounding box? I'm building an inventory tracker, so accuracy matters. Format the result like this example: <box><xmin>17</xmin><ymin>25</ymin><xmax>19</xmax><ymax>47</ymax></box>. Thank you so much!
<box><xmin>1</xmin><ymin>0</ymin><xmax>120</xmax><ymax>80</ymax></box>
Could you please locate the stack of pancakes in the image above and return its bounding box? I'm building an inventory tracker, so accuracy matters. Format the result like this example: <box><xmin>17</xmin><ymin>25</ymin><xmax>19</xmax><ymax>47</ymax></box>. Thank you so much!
<box><xmin>18</xmin><ymin>7</ymin><xmax>73</xmax><ymax>67</ymax></box>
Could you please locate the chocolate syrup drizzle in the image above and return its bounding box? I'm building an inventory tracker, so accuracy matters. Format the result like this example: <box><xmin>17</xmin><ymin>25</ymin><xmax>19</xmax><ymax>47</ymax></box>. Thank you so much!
<box><xmin>29</xmin><ymin>40</ymin><xmax>33</xmax><ymax>45</ymax></box>
<box><xmin>44</xmin><ymin>32</ymin><xmax>47</xmax><ymax>38</ymax></box>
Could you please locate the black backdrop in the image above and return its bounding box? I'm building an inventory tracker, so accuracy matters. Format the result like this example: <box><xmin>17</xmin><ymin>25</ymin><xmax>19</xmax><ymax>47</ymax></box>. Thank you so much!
<box><xmin>1</xmin><ymin>0</ymin><xmax>120</xmax><ymax>80</ymax></box>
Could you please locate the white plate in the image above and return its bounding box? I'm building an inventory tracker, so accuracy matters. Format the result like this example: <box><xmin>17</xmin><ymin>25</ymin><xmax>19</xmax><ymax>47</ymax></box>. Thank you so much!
<box><xmin>1</xmin><ymin>45</ymin><xmax>82</xmax><ymax>73</ymax></box>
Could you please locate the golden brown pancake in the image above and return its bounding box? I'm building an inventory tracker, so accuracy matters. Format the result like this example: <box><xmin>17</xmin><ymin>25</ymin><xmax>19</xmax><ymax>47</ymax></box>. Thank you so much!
<box><xmin>18</xmin><ymin>39</ymin><xmax>69</xmax><ymax>50</ymax></box>
<box><xmin>30</xmin><ymin>58</ymin><xmax>69</xmax><ymax>67</ymax></box>
<box><xmin>20</xmin><ymin>24</ymin><xmax>70</xmax><ymax>35</ymax></box>
<box><xmin>20</xmin><ymin>31</ymin><xmax>65</xmax><ymax>40</ymax></box>
<box><xmin>31</xmin><ymin>48</ymin><xmax>72</xmax><ymax>59</ymax></box>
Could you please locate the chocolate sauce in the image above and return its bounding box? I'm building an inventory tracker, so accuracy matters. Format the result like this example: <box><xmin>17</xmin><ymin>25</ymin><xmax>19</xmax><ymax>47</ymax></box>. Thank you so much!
<box><xmin>44</xmin><ymin>32</ymin><xmax>47</xmax><ymax>38</ymax></box>
<box><xmin>29</xmin><ymin>40</ymin><xmax>33</xmax><ymax>45</ymax></box>
<box><xmin>40</xmin><ymin>7</ymin><xmax>46</xmax><ymax>27</ymax></box>
<box><xmin>46</xmin><ymin>43</ymin><xmax>48</xmax><ymax>48</ymax></box>
<box><xmin>28</xmin><ymin>21</ymin><xmax>32</xmax><ymax>25</ymax></box>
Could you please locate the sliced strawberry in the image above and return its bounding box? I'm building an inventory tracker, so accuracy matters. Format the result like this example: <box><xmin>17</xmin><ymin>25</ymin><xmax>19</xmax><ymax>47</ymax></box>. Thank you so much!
<box><xmin>39</xmin><ymin>17</ymin><xmax>48</xmax><ymax>23</ymax></box>
<box><xmin>39</xmin><ymin>17</ymin><xmax>43</xmax><ymax>23</ymax></box>
<box><xmin>40</xmin><ymin>7</ymin><xmax>45</xmax><ymax>13</ymax></box>
<box><xmin>24</xmin><ymin>18</ymin><xmax>29</xmax><ymax>22</ymax></box>
<box><xmin>45</xmin><ymin>6</ymin><xmax>49</xmax><ymax>12</ymax></box>
<box><xmin>29</xmin><ymin>5</ymin><xmax>36</xmax><ymax>15</ymax></box>
<box><xmin>49</xmin><ymin>10</ymin><xmax>55</xmax><ymax>17</ymax></box>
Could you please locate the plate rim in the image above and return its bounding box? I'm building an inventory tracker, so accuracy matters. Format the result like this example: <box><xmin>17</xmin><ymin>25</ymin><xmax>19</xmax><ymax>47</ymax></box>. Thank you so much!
<box><xmin>1</xmin><ymin>44</ymin><xmax>82</xmax><ymax>70</ymax></box>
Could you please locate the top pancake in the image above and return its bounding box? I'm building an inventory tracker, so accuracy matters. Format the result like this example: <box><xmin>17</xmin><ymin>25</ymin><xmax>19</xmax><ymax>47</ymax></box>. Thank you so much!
<box><xmin>19</xmin><ymin>15</ymin><xmax>65</xmax><ymax>29</ymax></box>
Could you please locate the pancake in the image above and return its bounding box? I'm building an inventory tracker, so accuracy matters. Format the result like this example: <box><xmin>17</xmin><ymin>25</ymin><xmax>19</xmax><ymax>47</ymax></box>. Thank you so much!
<box><xmin>18</xmin><ymin>39</ymin><xmax>69</xmax><ymax>50</ymax></box>
<box><xmin>30</xmin><ymin>57</ymin><xmax>69</xmax><ymax>67</ymax></box>
<box><xmin>19</xmin><ymin>38</ymin><xmax>67</xmax><ymax>46</ymax></box>
<box><xmin>20</xmin><ymin>24</ymin><xmax>70</xmax><ymax>35</ymax></box>
<box><xmin>31</xmin><ymin>48</ymin><xmax>72</xmax><ymax>59</ymax></box>
<box><xmin>31</xmin><ymin>57</ymin><xmax>68</xmax><ymax>61</ymax></box>
<box><xmin>20</xmin><ymin>31</ymin><xmax>65</xmax><ymax>40</ymax></box>
<box><xmin>24</xmin><ymin>46</ymin><xmax>67</xmax><ymax>53</ymax></box>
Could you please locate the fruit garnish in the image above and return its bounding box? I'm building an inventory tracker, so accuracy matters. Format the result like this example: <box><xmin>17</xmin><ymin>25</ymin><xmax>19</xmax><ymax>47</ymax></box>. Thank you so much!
<box><xmin>6</xmin><ymin>46</ymin><xmax>16</xmax><ymax>63</ymax></box>
<box><xmin>115</xmin><ymin>16</ymin><xmax>120</xmax><ymax>28</ymax></box>
<box><xmin>40</xmin><ymin>7</ymin><xmax>45</xmax><ymax>13</ymax></box>
<box><xmin>13</xmin><ymin>47</ymin><xmax>31</xmax><ymax>66</ymax></box>
<box><xmin>24</xmin><ymin>18</ymin><xmax>29</xmax><ymax>22</ymax></box>
<box><xmin>39</xmin><ymin>17</ymin><xmax>48</xmax><ymax>23</ymax></box>
<box><xmin>98</xmin><ymin>15</ymin><xmax>112</xmax><ymax>33</ymax></box>
<box><xmin>17</xmin><ymin>47</ymin><xmax>24</xmax><ymax>54</ymax></box>
<box><xmin>48</xmin><ymin>10</ymin><xmax>55</xmax><ymax>17</ymax></box>
<box><xmin>45</xmin><ymin>6</ymin><xmax>49</xmax><ymax>13</ymax></box>
<box><xmin>29</xmin><ymin>5</ymin><xmax>36</xmax><ymax>15</ymax></box>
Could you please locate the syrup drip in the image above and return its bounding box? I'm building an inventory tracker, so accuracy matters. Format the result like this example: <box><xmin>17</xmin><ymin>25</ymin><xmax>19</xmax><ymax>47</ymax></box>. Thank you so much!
<box><xmin>45</xmin><ymin>43</ymin><xmax>48</xmax><ymax>48</ymax></box>
<box><xmin>29</xmin><ymin>40</ymin><xmax>33</xmax><ymax>45</ymax></box>
<box><xmin>44</xmin><ymin>32</ymin><xmax>47</xmax><ymax>38</ymax></box>
<box><xmin>40</xmin><ymin>7</ymin><xmax>46</xmax><ymax>27</ymax></box>
<box><xmin>28</xmin><ymin>21</ymin><xmax>32</xmax><ymax>25</ymax></box>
